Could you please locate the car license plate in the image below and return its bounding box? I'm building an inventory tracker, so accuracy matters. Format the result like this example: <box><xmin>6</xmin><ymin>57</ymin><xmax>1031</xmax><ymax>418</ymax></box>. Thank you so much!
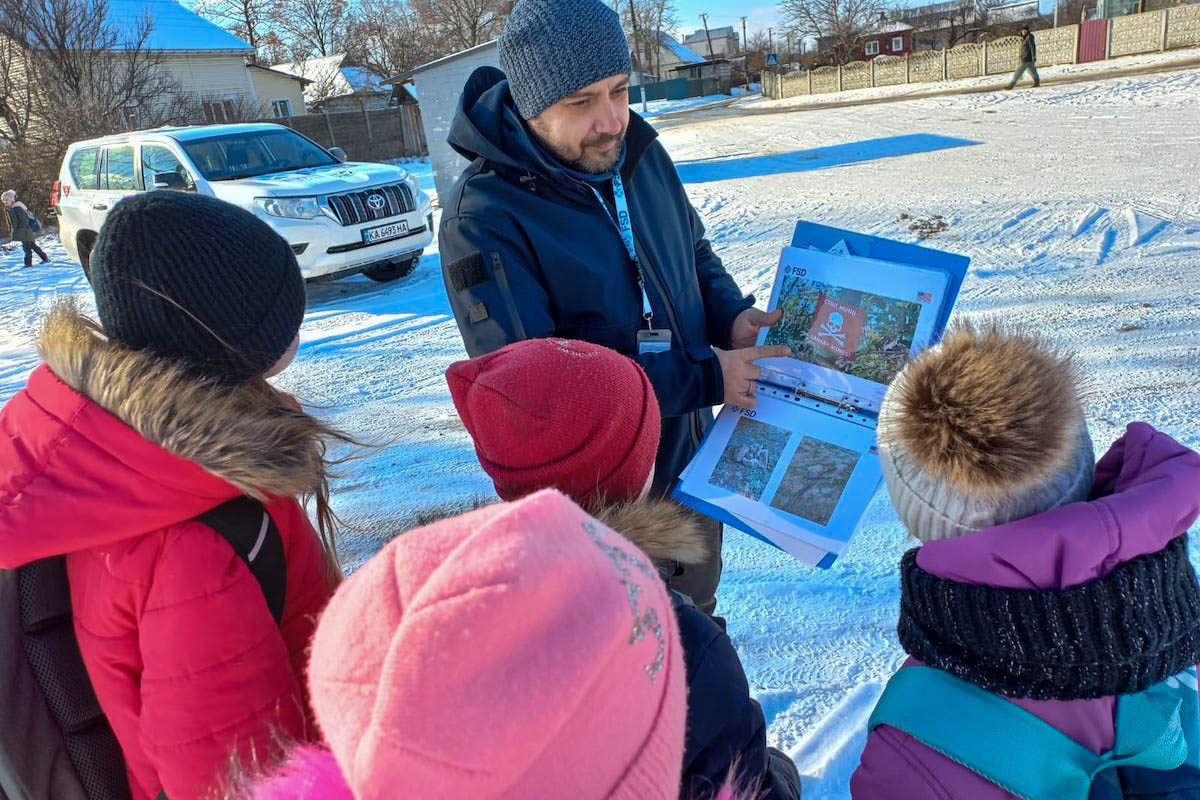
<box><xmin>362</xmin><ymin>220</ymin><xmax>409</xmax><ymax>244</ymax></box>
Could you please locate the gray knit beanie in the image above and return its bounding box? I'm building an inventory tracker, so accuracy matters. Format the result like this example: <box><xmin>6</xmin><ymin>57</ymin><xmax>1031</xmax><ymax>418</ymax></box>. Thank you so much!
<box><xmin>876</xmin><ymin>320</ymin><xmax>1095</xmax><ymax>543</ymax></box>
<box><xmin>499</xmin><ymin>0</ymin><xmax>633</xmax><ymax>120</ymax></box>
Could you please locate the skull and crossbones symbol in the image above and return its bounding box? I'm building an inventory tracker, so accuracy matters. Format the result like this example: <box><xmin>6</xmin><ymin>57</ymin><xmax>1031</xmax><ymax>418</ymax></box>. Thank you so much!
<box><xmin>818</xmin><ymin>311</ymin><xmax>848</xmax><ymax>347</ymax></box>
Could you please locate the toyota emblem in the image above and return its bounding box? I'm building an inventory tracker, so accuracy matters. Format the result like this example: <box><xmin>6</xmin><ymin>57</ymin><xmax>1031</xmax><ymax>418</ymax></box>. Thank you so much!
<box><xmin>367</xmin><ymin>193</ymin><xmax>386</xmax><ymax>211</ymax></box>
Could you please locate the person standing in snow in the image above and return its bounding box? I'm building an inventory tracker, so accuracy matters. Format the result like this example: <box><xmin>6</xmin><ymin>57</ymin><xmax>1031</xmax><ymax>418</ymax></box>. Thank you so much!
<box><xmin>2</xmin><ymin>189</ymin><xmax>50</xmax><ymax>267</ymax></box>
<box><xmin>248</xmin><ymin>490</ymin><xmax>703</xmax><ymax>800</ymax></box>
<box><xmin>1007</xmin><ymin>26</ymin><xmax>1040</xmax><ymax>89</ymax></box>
<box><xmin>437</xmin><ymin>0</ymin><xmax>790</xmax><ymax>617</ymax></box>
<box><xmin>850</xmin><ymin>321</ymin><xmax>1200</xmax><ymax>799</ymax></box>
<box><xmin>0</xmin><ymin>192</ymin><xmax>354</xmax><ymax>800</ymax></box>
<box><xmin>445</xmin><ymin>338</ymin><xmax>804</xmax><ymax>800</ymax></box>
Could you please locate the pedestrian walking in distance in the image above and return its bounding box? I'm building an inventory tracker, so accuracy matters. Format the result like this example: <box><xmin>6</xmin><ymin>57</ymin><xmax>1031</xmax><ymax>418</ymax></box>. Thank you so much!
<box><xmin>1008</xmin><ymin>26</ymin><xmax>1041</xmax><ymax>89</ymax></box>
<box><xmin>2</xmin><ymin>189</ymin><xmax>50</xmax><ymax>267</ymax></box>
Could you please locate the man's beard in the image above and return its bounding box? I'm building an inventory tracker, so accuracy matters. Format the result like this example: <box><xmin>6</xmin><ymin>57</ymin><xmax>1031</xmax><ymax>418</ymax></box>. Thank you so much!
<box><xmin>533</xmin><ymin>126</ymin><xmax>627</xmax><ymax>174</ymax></box>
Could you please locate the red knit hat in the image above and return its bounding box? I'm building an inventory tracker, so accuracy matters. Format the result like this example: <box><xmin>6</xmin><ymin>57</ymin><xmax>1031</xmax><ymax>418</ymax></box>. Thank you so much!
<box><xmin>446</xmin><ymin>338</ymin><xmax>661</xmax><ymax>505</ymax></box>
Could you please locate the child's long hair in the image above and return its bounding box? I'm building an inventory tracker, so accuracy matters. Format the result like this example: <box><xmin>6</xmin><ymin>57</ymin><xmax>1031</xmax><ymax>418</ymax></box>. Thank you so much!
<box><xmin>46</xmin><ymin>301</ymin><xmax>363</xmax><ymax>582</ymax></box>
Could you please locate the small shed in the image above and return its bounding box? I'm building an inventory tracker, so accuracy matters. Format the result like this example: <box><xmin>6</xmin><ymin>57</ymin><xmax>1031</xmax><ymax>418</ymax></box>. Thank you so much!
<box><xmin>667</xmin><ymin>58</ymin><xmax>732</xmax><ymax>82</ymax></box>
<box><xmin>408</xmin><ymin>40</ymin><xmax>500</xmax><ymax>206</ymax></box>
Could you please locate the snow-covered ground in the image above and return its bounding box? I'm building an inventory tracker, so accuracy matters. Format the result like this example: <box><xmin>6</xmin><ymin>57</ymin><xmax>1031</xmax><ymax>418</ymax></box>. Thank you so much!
<box><xmin>739</xmin><ymin>46</ymin><xmax>1200</xmax><ymax>112</ymax></box>
<box><xmin>3</xmin><ymin>66</ymin><xmax>1200</xmax><ymax>798</ymax></box>
<box><xmin>635</xmin><ymin>92</ymin><xmax>736</xmax><ymax>118</ymax></box>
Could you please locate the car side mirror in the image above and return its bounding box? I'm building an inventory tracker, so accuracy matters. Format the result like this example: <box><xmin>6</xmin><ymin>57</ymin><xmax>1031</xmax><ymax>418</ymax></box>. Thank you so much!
<box><xmin>153</xmin><ymin>172</ymin><xmax>188</xmax><ymax>191</ymax></box>
<box><xmin>329</xmin><ymin>147</ymin><xmax>347</xmax><ymax>162</ymax></box>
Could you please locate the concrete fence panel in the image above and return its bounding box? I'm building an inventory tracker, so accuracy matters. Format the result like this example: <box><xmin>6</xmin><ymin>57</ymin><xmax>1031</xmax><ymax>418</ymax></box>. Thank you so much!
<box><xmin>908</xmin><ymin>50</ymin><xmax>945</xmax><ymax>83</ymax></box>
<box><xmin>811</xmin><ymin>66</ymin><xmax>840</xmax><ymax>94</ymax></box>
<box><xmin>1111</xmin><ymin>9</ymin><xmax>1167</xmax><ymax>56</ymax></box>
<box><xmin>1167</xmin><ymin>3</ymin><xmax>1200</xmax><ymax>49</ymax></box>
<box><xmin>873</xmin><ymin>56</ymin><xmax>907</xmax><ymax>86</ymax></box>
<box><xmin>1036</xmin><ymin>24</ymin><xmax>1081</xmax><ymax>65</ymax></box>
<box><xmin>842</xmin><ymin>60</ymin><xmax>873</xmax><ymax>90</ymax></box>
<box><xmin>947</xmin><ymin>42</ymin><xmax>984</xmax><ymax>79</ymax></box>
<box><xmin>780</xmin><ymin>71</ymin><xmax>811</xmax><ymax>98</ymax></box>
<box><xmin>986</xmin><ymin>36</ymin><xmax>1022</xmax><ymax>74</ymax></box>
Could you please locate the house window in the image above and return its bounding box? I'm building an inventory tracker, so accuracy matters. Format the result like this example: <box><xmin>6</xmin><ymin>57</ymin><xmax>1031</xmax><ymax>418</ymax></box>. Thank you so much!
<box><xmin>866</xmin><ymin>40</ymin><xmax>880</xmax><ymax>55</ymax></box>
<box><xmin>202</xmin><ymin>99</ymin><xmax>237</xmax><ymax>124</ymax></box>
<box><xmin>271</xmin><ymin>99</ymin><xmax>292</xmax><ymax>118</ymax></box>
<box><xmin>892</xmin><ymin>36</ymin><xmax>905</xmax><ymax>51</ymax></box>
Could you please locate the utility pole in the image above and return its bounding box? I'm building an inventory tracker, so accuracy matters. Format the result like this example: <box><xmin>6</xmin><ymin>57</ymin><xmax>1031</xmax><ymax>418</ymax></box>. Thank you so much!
<box><xmin>786</xmin><ymin>32</ymin><xmax>792</xmax><ymax>64</ymax></box>
<box><xmin>700</xmin><ymin>12</ymin><xmax>716</xmax><ymax>58</ymax></box>
<box><xmin>1053</xmin><ymin>0</ymin><xmax>1059</xmax><ymax>27</ymax></box>
<box><xmin>768</xmin><ymin>27</ymin><xmax>773</xmax><ymax>54</ymax></box>
<box><xmin>627</xmin><ymin>1</ymin><xmax>648</xmax><ymax>112</ymax></box>
<box><xmin>741</xmin><ymin>16</ymin><xmax>748</xmax><ymax>55</ymax></box>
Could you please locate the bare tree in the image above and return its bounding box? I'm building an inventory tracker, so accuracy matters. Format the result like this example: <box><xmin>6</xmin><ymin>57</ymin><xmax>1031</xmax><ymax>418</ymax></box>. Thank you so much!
<box><xmin>342</xmin><ymin>0</ymin><xmax>433</xmax><ymax>77</ymax></box>
<box><xmin>744</xmin><ymin>29</ymin><xmax>771</xmax><ymax>76</ymax></box>
<box><xmin>622</xmin><ymin>0</ymin><xmax>679</xmax><ymax>80</ymax></box>
<box><xmin>410</xmin><ymin>0</ymin><xmax>509</xmax><ymax>53</ymax></box>
<box><xmin>270</xmin><ymin>0</ymin><xmax>348</xmax><ymax>57</ymax></box>
<box><xmin>0</xmin><ymin>0</ymin><xmax>192</xmax><ymax>214</ymax></box>
<box><xmin>194</xmin><ymin>0</ymin><xmax>272</xmax><ymax>56</ymax></box>
<box><xmin>260</xmin><ymin>30</ymin><xmax>294</xmax><ymax>65</ymax></box>
<box><xmin>0</xmin><ymin>0</ymin><xmax>191</xmax><ymax>149</ymax></box>
<box><xmin>780</xmin><ymin>0</ymin><xmax>885</xmax><ymax>64</ymax></box>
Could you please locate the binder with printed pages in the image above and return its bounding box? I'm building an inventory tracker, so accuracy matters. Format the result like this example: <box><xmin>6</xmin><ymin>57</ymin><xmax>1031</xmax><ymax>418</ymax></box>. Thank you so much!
<box><xmin>673</xmin><ymin>221</ymin><xmax>969</xmax><ymax>568</ymax></box>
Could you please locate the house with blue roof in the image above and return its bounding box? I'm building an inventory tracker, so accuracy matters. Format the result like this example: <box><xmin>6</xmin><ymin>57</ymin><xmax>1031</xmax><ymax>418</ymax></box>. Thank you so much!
<box><xmin>83</xmin><ymin>0</ymin><xmax>308</xmax><ymax>121</ymax></box>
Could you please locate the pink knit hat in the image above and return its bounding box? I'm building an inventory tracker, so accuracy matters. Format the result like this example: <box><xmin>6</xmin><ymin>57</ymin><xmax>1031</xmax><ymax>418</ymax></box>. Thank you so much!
<box><xmin>306</xmin><ymin>489</ymin><xmax>687</xmax><ymax>800</ymax></box>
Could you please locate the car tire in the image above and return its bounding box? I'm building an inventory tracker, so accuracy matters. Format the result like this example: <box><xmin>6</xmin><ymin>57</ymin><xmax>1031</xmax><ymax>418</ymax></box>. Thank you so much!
<box><xmin>78</xmin><ymin>232</ymin><xmax>97</xmax><ymax>283</ymax></box>
<box><xmin>363</xmin><ymin>254</ymin><xmax>420</xmax><ymax>283</ymax></box>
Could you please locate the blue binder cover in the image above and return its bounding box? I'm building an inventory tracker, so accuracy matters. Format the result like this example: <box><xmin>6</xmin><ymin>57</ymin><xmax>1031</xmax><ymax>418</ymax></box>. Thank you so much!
<box><xmin>672</xmin><ymin>221</ymin><xmax>969</xmax><ymax>569</ymax></box>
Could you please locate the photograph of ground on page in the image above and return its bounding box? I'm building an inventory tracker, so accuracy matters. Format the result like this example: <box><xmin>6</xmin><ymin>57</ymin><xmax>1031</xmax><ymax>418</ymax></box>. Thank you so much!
<box><xmin>710</xmin><ymin>416</ymin><xmax>791</xmax><ymax>501</ymax></box>
<box><xmin>769</xmin><ymin>436</ymin><xmax>861</xmax><ymax>526</ymax></box>
<box><xmin>764</xmin><ymin>275</ymin><xmax>924</xmax><ymax>385</ymax></box>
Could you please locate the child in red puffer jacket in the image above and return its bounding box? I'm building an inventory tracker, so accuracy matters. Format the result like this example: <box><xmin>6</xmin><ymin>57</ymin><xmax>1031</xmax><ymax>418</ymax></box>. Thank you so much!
<box><xmin>0</xmin><ymin>192</ymin><xmax>355</xmax><ymax>800</ymax></box>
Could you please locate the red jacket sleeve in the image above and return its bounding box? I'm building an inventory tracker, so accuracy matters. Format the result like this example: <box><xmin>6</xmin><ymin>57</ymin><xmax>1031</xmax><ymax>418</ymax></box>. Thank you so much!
<box><xmin>137</xmin><ymin>520</ymin><xmax>308</xmax><ymax>800</ymax></box>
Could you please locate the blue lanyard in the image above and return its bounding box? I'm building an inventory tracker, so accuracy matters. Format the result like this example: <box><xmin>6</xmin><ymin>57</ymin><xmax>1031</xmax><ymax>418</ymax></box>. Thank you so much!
<box><xmin>591</xmin><ymin>172</ymin><xmax>654</xmax><ymax>329</ymax></box>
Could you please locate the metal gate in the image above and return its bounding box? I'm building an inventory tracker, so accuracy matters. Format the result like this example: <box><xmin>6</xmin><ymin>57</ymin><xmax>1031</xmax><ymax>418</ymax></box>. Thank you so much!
<box><xmin>1078</xmin><ymin>19</ymin><xmax>1109</xmax><ymax>63</ymax></box>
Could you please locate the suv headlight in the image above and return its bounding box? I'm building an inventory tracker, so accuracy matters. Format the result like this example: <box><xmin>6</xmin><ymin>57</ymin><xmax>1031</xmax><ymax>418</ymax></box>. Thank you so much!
<box><xmin>406</xmin><ymin>174</ymin><xmax>422</xmax><ymax>201</ymax></box>
<box><xmin>256</xmin><ymin>196</ymin><xmax>322</xmax><ymax>220</ymax></box>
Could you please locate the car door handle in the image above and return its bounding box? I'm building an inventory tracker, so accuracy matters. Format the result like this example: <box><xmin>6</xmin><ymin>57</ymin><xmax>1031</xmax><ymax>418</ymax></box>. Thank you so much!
<box><xmin>92</xmin><ymin>203</ymin><xmax>108</xmax><ymax>211</ymax></box>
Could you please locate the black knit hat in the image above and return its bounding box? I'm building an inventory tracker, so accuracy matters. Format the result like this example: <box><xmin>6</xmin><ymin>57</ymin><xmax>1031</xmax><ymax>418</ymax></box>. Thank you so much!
<box><xmin>90</xmin><ymin>191</ymin><xmax>305</xmax><ymax>383</ymax></box>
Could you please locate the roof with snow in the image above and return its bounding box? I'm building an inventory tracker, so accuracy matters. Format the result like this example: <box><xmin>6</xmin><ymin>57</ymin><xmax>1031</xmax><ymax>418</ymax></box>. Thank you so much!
<box><xmin>273</xmin><ymin>54</ymin><xmax>391</xmax><ymax>99</ymax></box>
<box><xmin>660</xmin><ymin>32</ymin><xmax>706</xmax><ymax>64</ymax></box>
<box><xmin>106</xmin><ymin>0</ymin><xmax>252</xmax><ymax>52</ymax></box>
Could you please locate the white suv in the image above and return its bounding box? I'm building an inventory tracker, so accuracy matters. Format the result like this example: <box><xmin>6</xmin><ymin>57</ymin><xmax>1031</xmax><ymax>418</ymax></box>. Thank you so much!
<box><xmin>53</xmin><ymin>123</ymin><xmax>434</xmax><ymax>282</ymax></box>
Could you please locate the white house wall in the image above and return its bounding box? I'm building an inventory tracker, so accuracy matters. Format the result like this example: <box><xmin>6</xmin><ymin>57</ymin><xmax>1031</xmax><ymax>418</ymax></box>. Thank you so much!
<box><xmin>413</xmin><ymin>41</ymin><xmax>500</xmax><ymax>205</ymax></box>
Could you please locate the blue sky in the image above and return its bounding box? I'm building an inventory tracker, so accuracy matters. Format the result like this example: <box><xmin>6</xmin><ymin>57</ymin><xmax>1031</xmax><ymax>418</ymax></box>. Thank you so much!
<box><xmin>670</xmin><ymin>2</ymin><xmax>783</xmax><ymax>41</ymax></box>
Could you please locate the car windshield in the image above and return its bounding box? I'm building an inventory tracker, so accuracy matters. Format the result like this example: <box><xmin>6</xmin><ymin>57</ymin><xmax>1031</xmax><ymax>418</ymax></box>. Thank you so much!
<box><xmin>180</xmin><ymin>129</ymin><xmax>338</xmax><ymax>181</ymax></box>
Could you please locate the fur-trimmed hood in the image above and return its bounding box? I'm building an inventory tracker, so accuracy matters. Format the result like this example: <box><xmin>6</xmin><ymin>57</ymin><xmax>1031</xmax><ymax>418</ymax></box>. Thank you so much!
<box><xmin>587</xmin><ymin>498</ymin><xmax>710</xmax><ymax>571</ymax></box>
<box><xmin>0</xmin><ymin>303</ymin><xmax>330</xmax><ymax>566</ymax></box>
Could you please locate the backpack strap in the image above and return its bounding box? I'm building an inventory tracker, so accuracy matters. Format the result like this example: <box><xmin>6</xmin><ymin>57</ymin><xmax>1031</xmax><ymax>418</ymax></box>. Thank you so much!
<box><xmin>195</xmin><ymin>497</ymin><xmax>287</xmax><ymax>625</ymax></box>
<box><xmin>869</xmin><ymin>667</ymin><xmax>1190</xmax><ymax>800</ymax></box>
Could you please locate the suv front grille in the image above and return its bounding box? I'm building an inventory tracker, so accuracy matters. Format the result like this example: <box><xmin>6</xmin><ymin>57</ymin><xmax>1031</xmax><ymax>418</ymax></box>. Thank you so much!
<box><xmin>326</xmin><ymin>183</ymin><xmax>414</xmax><ymax>227</ymax></box>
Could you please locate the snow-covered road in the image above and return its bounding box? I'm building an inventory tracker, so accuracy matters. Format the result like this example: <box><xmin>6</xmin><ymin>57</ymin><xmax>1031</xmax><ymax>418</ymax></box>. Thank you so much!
<box><xmin>2</xmin><ymin>66</ymin><xmax>1198</xmax><ymax>799</ymax></box>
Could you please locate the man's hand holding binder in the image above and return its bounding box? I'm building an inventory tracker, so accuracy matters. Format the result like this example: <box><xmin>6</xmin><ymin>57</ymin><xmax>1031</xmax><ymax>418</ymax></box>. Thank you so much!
<box><xmin>714</xmin><ymin>344</ymin><xmax>792</xmax><ymax>407</ymax></box>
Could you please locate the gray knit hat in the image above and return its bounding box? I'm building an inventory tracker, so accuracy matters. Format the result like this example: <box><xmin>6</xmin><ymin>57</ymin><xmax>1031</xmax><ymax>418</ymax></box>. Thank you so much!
<box><xmin>499</xmin><ymin>0</ymin><xmax>633</xmax><ymax>120</ymax></box>
<box><xmin>876</xmin><ymin>321</ymin><xmax>1095</xmax><ymax>543</ymax></box>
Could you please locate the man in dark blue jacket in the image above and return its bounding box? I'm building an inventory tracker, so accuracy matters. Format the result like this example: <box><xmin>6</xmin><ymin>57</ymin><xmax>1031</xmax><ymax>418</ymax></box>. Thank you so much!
<box><xmin>439</xmin><ymin>0</ymin><xmax>788</xmax><ymax>615</ymax></box>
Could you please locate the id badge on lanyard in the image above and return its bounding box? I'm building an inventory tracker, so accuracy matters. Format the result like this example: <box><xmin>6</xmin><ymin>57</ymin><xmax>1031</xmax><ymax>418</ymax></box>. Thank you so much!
<box><xmin>593</xmin><ymin>173</ymin><xmax>673</xmax><ymax>356</ymax></box>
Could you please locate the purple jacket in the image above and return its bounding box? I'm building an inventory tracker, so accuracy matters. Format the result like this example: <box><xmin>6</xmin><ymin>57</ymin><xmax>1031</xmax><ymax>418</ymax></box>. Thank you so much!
<box><xmin>851</xmin><ymin>422</ymin><xmax>1200</xmax><ymax>799</ymax></box>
